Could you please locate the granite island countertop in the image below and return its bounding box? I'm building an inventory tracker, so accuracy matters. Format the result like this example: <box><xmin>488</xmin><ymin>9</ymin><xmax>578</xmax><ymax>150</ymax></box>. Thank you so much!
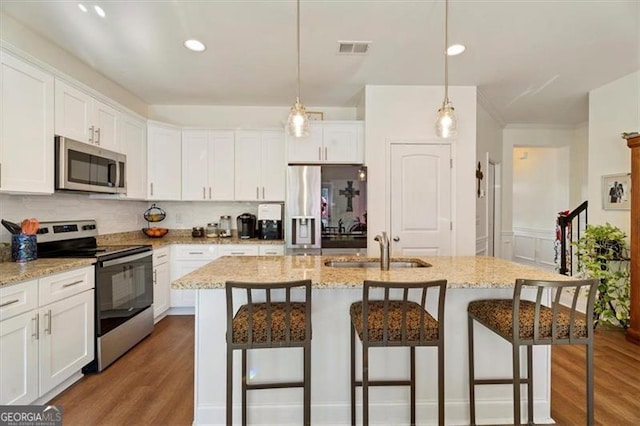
<box><xmin>0</xmin><ymin>258</ymin><xmax>96</xmax><ymax>287</ymax></box>
<box><xmin>172</xmin><ymin>255</ymin><xmax>573</xmax><ymax>290</ymax></box>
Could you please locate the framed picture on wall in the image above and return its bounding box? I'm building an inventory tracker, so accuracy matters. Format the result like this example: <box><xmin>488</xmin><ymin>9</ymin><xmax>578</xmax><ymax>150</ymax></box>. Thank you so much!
<box><xmin>602</xmin><ymin>173</ymin><xmax>631</xmax><ymax>210</ymax></box>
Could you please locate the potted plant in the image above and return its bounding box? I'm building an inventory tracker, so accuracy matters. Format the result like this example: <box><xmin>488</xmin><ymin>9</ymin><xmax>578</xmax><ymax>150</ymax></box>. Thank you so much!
<box><xmin>573</xmin><ymin>223</ymin><xmax>630</xmax><ymax>328</ymax></box>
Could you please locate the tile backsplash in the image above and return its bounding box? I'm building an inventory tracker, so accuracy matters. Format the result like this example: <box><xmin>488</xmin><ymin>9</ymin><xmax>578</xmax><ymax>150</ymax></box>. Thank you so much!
<box><xmin>0</xmin><ymin>193</ymin><xmax>274</xmax><ymax>243</ymax></box>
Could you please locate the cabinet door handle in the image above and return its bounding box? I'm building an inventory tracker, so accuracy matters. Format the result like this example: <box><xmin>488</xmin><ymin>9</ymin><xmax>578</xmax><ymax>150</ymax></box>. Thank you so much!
<box><xmin>32</xmin><ymin>314</ymin><xmax>39</xmax><ymax>340</ymax></box>
<box><xmin>209</xmin><ymin>187</ymin><xmax>212</xmax><ymax>199</ymax></box>
<box><xmin>0</xmin><ymin>163</ymin><xmax>2</xmax><ymax>187</ymax></box>
<box><xmin>318</xmin><ymin>147</ymin><xmax>322</xmax><ymax>161</ymax></box>
<box><xmin>153</xmin><ymin>270</ymin><xmax>157</xmax><ymax>285</ymax></box>
<box><xmin>188</xmin><ymin>251</ymin><xmax>204</xmax><ymax>255</ymax></box>
<box><xmin>45</xmin><ymin>309</ymin><xmax>52</xmax><ymax>335</ymax></box>
<box><xmin>203</xmin><ymin>187</ymin><xmax>206</xmax><ymax>199</ymax></box>
<box><xmin>0</xmin><ymin>298</ymin><xmax>19</xmax><ymax>308</ymax></box>
<box><xmin>157</xmin><ymin>254</ymin><xmax>167</xmax><ymax>259</ymax></box>
<box><xmin>262</xmin><ymin>187</ymin><xmax>265</xmax><ymax>199</ymax></box>
<box><xmin>95</xmin><ymin>127</ymin><xmax>101</xmax><ymax>145</ymax></box>
<box><xmin>230</xmin><ymin>252</ymin><xmax>245</xmax><ymax>255</ymax></box>
<box><xmin>256</xmin><ymin>187</ymin><xmax>259</xmax><ymax>200</ymax></box>
<box><xmin>150</xmin><ymin>182</ymin><xmax>154</xmax><ymax>196</ymax></box>
<box><xmin>89</xmin><ymin>125</ymin><xmax>95</xmax><ymax>144</ymax></box>
<box><xmin>264</xmin><ymin>251</ymin><xmax>277</xmax><ymax>255</ymax></box>
<box><xmin>324</xmin><ymin>147</ymin><xmax>328</xmax><ymax>161</ymax></box>
<box><xmin>62</xmin><ymin>279</ymin><xmax>84</xmax><ymax>288</ymax></box>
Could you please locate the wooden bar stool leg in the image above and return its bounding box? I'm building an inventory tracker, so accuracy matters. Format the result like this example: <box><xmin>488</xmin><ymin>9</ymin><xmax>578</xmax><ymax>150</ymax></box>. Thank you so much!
<box><xmin>513</xmin><ymin>345</ymin><xmax>521</xmax><ymax>426</ymax></box>
<box><xmin>304</xmin><ymin>344</ymin><xmax>311</xmax><ymax>426</ymax></box>
<box><xmin>226</xmin><ymin>345</ymin><xmax>233</xmax><ymax>426</ymax></box>
<box><xmin>586</xmin><ymin>342</ymin><xmax>594</xmax><ymax>426</ymax></box>
<box><xmin>527</xmin><ymin>345</ymin><xmax>533</xmax><ymax>425</ymax></box>
<box><xmin>363</xmin><ymin>343</ymin><xmax>369</xmax><ymax>426</ymax></box>
<box><xmin>410</xmin><ymin>347</ymin><xmax>416</xmax><ymax>425</ymax></box>
<box><xmin>468</xmin><ymin>316</ymin><xmax>476</xmax><ymax>425</ymax></box>
<box><xmin>350</xmin><ymin>323</ymin><xmax>356</xmax><ymax>426</ymax></box>
<box><xmin>242</xmin><ymin>349</ymin><xmax>248</xmax><ymax>426</ymax></box>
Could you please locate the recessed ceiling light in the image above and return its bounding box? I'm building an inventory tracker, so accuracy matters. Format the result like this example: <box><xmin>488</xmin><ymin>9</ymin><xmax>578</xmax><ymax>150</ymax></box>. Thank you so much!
<box><xmin>447</xmin><ymin>44</ymin><xmax>466</xmax><ymax>56</ymax></box>
<box><xmin>184</xmin><ymin>39</ymin><xmax>206</xmax><ymax>52</ymax></box>
<box><xmin>94</xmin><ymin>5</ymin><xmax>106</xmax><ymax>18</ymax></box>
<box><xmin>78</xmin><ymin>3</ymin><xmax>88</xmax><ymax>13</ymax></box>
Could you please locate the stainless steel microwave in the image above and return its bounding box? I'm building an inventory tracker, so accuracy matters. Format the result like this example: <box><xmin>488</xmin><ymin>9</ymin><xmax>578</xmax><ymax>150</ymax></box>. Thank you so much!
<box><xmin>55</xmin><ymin>136</ymin><xmax>126</xmax><ymax>194</ymax></box>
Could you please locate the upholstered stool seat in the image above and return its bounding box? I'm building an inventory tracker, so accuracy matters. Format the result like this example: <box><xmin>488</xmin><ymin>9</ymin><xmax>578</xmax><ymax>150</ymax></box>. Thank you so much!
<box><xmin>467</xmin><ymin>278</ymin><xmax>599</xmax><ymax>426</ymax></box>
<box><xmin>350</xmin><ymin>280</ymin><xmax>447</xmax><ymax>426</ymax></box>
<box><xmin>226</xmin><ymin>280</ymin><xmax>312</xmax><ymax>426</ymax></box>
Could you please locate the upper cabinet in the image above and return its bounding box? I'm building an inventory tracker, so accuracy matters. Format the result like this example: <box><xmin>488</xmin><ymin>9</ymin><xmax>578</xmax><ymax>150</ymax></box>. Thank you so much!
<box><xmin>120</xmin><ymin>113</ymin><xmax>147</xmax><ymax>200</ymax></box>
<box><xmin>0</xmin><ymin>52</ymin><xmax>54</xmax><ymax>194</ymax></box>
<box><xmin>54</xmin><ymin>79</ymin><xmax>119</xmax><ymax>152</ymax></box>
<box><xmin>182</xmin><ymin>130</ymin><xmax>234</xmax><ymax>201</ymax></box>
<box><xmin>286</xmin><ymin>121</ymin><xmax>364</xmax><ymax>164</ymax></box>
<box><xmin>147</xmin><ymin>122</ymin><xmax>181</xmax><ymax>200</ymax></box>
<box><xmin>235</xmin><ymin>130</ymin><xmax>285</xmax><ymax>201</ymax></box>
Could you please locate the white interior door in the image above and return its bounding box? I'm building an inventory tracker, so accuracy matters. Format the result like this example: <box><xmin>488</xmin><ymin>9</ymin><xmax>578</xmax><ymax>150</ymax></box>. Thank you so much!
<box><xmin>390</xmin><ymin>144</ymin><xmax>452</xmax><ymax>256</ymax></box>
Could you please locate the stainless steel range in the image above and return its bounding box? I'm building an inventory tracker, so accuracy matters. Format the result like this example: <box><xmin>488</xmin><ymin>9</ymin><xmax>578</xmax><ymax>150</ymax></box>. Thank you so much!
<box><xmin>37</xmin><ymin>220</ymin><xmax>154</xmax><ymax>372</ymax></box>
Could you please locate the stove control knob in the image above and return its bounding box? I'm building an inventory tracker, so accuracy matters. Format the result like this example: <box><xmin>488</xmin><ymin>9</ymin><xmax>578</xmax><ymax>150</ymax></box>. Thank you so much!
<box><xmin>37</xmin><ymin>228</ymin><xmax>49</xmax><ymax>234</ymax></box>
<box><xmin>82</xmin><ymin>225</ymin><xmax>95</xmax><ymax>230</ymax></box>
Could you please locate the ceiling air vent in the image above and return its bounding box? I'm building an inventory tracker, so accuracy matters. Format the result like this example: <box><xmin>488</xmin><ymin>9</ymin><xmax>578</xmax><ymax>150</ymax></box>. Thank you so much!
<box><xmin>337</xmin><ymin>41</ymin><xmax>371</xmax><ymax>55</ymax></box>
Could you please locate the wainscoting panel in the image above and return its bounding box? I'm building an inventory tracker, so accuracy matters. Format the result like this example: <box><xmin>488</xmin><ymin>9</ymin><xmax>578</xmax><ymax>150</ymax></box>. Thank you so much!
<box><xmin>513</xmin><ymin>228</ymin><xmax>556</xmax><ymax>271</ymax></box>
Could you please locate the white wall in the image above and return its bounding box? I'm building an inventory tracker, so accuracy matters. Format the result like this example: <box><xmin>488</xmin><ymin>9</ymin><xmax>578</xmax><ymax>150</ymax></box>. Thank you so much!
<box><xmin>476</xmin><ymin>102</ymin><xmax>503</xmax><ymax>256</ymax></box>
<box><xmin>502</xmin><ymin>126</ymin><xmax>574</xmax><ymax>262</ymax></box>
<box><xmin>588</xmin><ymin>71</ymin><xmax>640</xmax><ymax>237</ymax></box>
<box><xmin>148</xmin><ymin>105</ymin><xmax>356</xmax><ymax>128</ymax></box>
<box><xmin>364</xmin><ymin>85</ymin><xmax>477</xmax><ymax>256</ymax></box>
<box><xmin>0</xmin><ymin>12</ymin><xmax>147</xmax><ymax>117</ymax></box>
<box><xmin>570</xmin><ymin>123</ymin><xmax>589</xmax><ymax>207</ymax></box>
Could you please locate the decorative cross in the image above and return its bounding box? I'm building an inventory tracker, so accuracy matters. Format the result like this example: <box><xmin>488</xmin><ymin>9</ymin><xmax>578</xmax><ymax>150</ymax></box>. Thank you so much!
<box><xmin>476</xmin><ymin>161</ymin><xmax>484</xmax><ymax>198</ymax></box>
<box><xmin>339</xmin><ymin>181</ymin><xmax>360</xmax><ymax>212</ymax></box>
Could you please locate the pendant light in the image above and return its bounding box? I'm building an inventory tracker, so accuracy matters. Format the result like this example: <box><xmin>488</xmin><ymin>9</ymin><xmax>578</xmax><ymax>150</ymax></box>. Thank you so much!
<box><xmin>287</xmin><ymin>0</ymin><xmax>309</xmax><ymax>138</ymax></box>
<box><xmin>435</xmin><ymin>0</ymin><xmax>458</xmax><ymax>139</ymax></box>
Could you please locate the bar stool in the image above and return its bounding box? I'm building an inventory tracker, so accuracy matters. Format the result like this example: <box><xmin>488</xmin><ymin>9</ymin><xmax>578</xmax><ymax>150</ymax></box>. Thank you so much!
<box><xmin>226</xmin><ymin>280</ymin><xmax>312</xmax><ymax>426</ymax></box>
<box><xmin>350</xmin><ymin>279</ymin><xmax>447</xmax><ymax>426</ymax></box>
<box><xmin>467</xmin><ymin>278</ymin><xmax>599</xmax><ymax>425</ymax></box>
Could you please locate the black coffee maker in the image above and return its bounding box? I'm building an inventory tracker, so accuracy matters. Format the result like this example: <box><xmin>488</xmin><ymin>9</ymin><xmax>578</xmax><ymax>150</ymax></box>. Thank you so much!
<box><xmin>237</xmin><ymin>213</ymin><xmax>257</xmax><ymax>239</ymax></box>
<box><xmin>257</xmin><ymin>204</ymin><xmax>283</xmax><ymax>240</ymax></box>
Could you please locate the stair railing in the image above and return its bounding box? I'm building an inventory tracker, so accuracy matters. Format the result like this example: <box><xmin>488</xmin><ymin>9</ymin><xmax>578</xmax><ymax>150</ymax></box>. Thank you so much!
<box><xmin>556</xmin><ymin>200</ymin><xmax>588</xmax><ymax>275</ymax></box>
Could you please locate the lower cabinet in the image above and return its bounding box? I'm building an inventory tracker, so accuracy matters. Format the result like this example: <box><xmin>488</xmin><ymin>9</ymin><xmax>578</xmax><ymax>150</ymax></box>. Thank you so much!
<box><xmin>152</xmin><ymin>247</ymin><xmax>171</xmax><ymax>320</ymax></box>
<box><xmin>170</xmin><ymin>245</ymin><xmax>219</xmax><ymax>309</ymax></box>
<box><xmin>0</xmin><ymin>266</ymin><xmax>94</xmax><ymax>405</ymax></box>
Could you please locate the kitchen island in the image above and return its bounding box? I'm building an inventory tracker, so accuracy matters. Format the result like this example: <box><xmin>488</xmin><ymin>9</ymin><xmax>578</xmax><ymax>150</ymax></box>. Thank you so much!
<box><xmin>172</xmin><ymin>255</ymin><xmax>571</xmax><ymax>425</ymax></box>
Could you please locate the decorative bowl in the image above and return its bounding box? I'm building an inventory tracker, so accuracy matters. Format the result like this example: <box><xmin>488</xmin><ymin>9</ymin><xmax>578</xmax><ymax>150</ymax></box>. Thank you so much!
<box><xmin>142</xmin><ymin>227</ymin><xmax>169</xmax><ymax>238</ymax></box>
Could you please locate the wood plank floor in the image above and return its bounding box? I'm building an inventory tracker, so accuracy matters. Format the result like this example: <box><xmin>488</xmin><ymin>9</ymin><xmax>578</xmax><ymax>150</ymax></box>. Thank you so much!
<box><xmin>50</xmin><ymin>316</ymin><xmax>640</xmax><ymax>425</ymax></box>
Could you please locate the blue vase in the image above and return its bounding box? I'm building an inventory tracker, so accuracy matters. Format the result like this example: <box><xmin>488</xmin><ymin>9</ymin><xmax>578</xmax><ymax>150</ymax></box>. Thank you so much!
<box><xmin>11</xmin><ymin>234</ymin><xmax>37</xmax><ymax>263</ymax></box>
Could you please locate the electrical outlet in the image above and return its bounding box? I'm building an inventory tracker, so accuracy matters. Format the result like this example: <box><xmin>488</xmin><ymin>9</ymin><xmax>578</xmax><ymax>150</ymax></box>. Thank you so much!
<box><xmin>175</xmin><ymin>213</ymin><xmax>183</xmax><ymax>224</ymax></box>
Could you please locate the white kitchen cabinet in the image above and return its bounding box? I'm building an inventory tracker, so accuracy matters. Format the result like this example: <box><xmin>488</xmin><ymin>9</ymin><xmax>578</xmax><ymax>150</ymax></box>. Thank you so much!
<box><xmin>286</xmin><ymin>121</ymin><xmax>364</xmax><ymax>164</ymax></box>
<box><xmin>0</xmin><ymin>52</ymin><xmax>54</xmax><ymax>194</ymax></box>
<box><xmin>170</xmin><ymin>245</ymin><xmax>219</xmax><ymax>309</ymax></box>
<box><xmin>38</xmin><ymin>289</ymin><xmax>94</xmax><ymax>397</ymax></box>
<box><xmin>147</xmin><ymin>122</ymin><xmax>182</xmax><ymax>200</ymax></box>
<box><xmin>182</xmin><ymin>130</ymin><xmax>234</xmax><ymax>201</ymax></box>
<box><xmin>219</xmin><ymin>244</ymin><xmax>260</xmax><ymax>256</ymax></box>
<box><xmin>258</xmin><ymin>245</ymin><xmax>285</xmax><ymax>256</ymax></box>
<box><xmin>54</xmin><ymin>79</ymin><xmax>119</xmax><ymax>151</ymax></box>
<box><xmin>234</xmin><ymin>130</ymin><xmax>285</xmax><ymax>201</ymax></box>
<box><xmin>153</xmin><ymin>247</ymin><xmax>171</xmax><ymax>321</ymax></box>
<box><xmin>0</xmin><ymin>266</ymin><xmax>94</xmax><ymax>405</ymax></box>
<box><xmin>120</xmin><ymin>113</ymin><xmax>147</xmax><ymax>199</ymax></box>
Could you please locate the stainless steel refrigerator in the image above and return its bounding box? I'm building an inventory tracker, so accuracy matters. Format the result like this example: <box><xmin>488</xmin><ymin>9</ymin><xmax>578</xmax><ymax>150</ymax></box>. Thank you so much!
<box><xmin>286</xmin><ymin>166</ymin><xmax>322</xmax><ymax>254</ymax></box>
<box><xmin>286</xmin><ymin>165</ymin><xmax>367</xmax><ymax>255</ymax></box>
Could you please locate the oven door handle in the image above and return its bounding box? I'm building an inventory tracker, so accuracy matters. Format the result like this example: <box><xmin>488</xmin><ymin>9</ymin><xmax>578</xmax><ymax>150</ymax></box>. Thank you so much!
<box><xmin>100</xmin><ymin>251</ymin><xmax>152</xmax><ymax>268</ymax></box>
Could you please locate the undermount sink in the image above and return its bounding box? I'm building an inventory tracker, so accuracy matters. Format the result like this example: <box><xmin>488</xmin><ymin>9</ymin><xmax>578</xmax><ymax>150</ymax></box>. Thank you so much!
<box><xmin>324</xmin><ymin>259</ymin><xmax>431</xmax><ymax>268</ymax></box>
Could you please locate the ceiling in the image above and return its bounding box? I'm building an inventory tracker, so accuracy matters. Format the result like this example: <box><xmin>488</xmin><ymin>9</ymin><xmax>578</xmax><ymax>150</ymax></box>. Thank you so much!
<box><xmin>1</xmin><ymin>0</ymin><xmax>638</xmax><ymax>126</ymax></box>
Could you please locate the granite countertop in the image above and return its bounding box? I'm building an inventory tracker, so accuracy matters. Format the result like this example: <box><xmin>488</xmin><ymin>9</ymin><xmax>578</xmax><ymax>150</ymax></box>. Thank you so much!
<box><xmin>0</xmin><ymin>258</ymin><xmax>96</xmax><ymax>287</ymax></box>
<box><xmin>172</xmin><ymin>255</ymin><xmax>573</xmax><ymax>290</ymax></box>
<box><xmin>97</xmin><ymin>230</ymin><xmax>284</xmax><ymax>248</ymax></box>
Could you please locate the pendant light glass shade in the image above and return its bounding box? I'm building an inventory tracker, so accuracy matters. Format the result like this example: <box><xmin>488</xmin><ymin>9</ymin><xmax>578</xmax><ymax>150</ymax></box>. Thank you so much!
<box><xmin>435</xmin><ymin>100</ymin><xmax>457</xmax><ymax>138</ymax></box>
<box><xmin>287</xmin><ymin>0</ymin><xmax>309</xmax><ymax>138</ymax></box>
<box><xmin>435</xmin><ymin>0</ymin><xmax>458</xmax><ymax>139</ymax></box>
<box><xmin>287</xmin><ymin>97</ymin><xmax>309</xmax><ymax>138</ymax></box>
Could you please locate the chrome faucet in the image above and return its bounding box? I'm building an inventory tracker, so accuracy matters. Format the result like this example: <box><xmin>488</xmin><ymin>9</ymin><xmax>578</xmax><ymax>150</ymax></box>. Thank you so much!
<box><xmin>374</xmin><ymin>232</ymin><xmax>390</xmax><ymax>270</ymax></box>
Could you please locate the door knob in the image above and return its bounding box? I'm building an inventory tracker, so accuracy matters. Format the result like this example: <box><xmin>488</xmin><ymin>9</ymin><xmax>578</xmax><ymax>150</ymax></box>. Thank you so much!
<box><xmin>393</xmin><ymin>236</ymin><xmax>400</xmax><ymax>242</ymax></box>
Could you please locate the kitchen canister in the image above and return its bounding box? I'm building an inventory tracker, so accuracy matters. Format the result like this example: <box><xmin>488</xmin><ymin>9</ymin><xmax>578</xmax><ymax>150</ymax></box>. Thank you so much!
<box><xmin>11</xmin><ymin>234</ymin><xmax>37</xmax><ymax>263</ymax></box>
